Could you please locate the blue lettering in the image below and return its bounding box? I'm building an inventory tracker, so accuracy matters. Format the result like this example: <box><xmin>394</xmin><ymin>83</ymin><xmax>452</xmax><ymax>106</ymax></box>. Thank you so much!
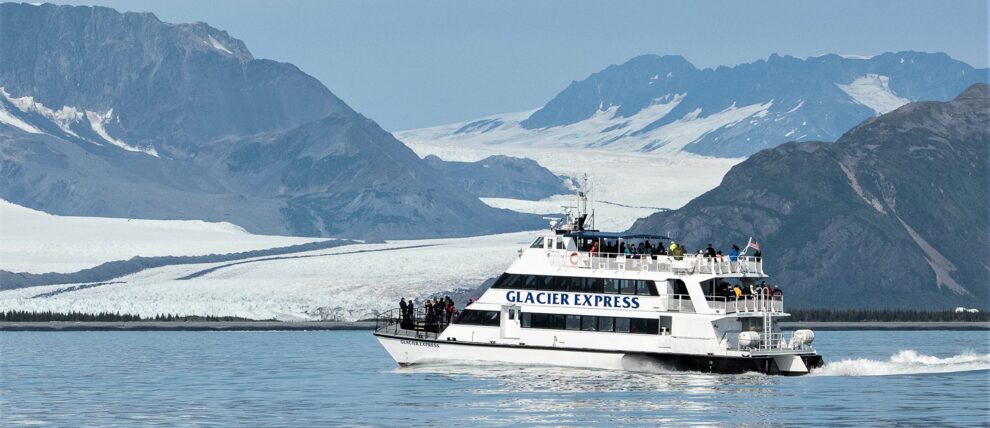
<box><xmin>594</xmin><ymin>296</ymin><xmax>603</xmax><ymax>306</ymax></box>
<box><xmin>582</xmin><ymin>295</ymin><xmax>593</xmax><ymax>306</ymax></box>
<box><xmin>524</xmin><ymin>292</ymin><xmax>535</xmax><ymax>304</ymax></box>
<box><xmin>604</xmin><ymin>296</ymin><xmax>613</xmax><ymax>307</ymax></box>
<box><xmin>561</xmin><ymin>294</ymin><xmax>570</xmax><ymax>305</ymax></box>
<box><xmin>506</xmin><ymin>291</ymin><xmax>516</xmax><ymax>303</ymax></box>
<box><xmin>536</xmin><ymin>293</ymin><xmax>546</xmax><ymax>304</ymax></box>
<box><xmin>631</xmin><ymin>297</ymin><xmax>640</xmax><ymax>309</ymax></box>
<box><xmin>622</xmin><ymin>296</ymin><xmax>631</xmax><ymax>308</ymax></box>
<box><xmin>551</xmin><ymin>293</ymin><xmax>559</xmax><ymax>305</ymax></box>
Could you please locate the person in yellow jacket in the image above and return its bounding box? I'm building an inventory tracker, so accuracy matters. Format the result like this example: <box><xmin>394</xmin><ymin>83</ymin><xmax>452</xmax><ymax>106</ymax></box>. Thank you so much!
<box><xmin>669</xmin><ymin>241</ymin><xmax>683</xmax><ymax>260</ymax></box>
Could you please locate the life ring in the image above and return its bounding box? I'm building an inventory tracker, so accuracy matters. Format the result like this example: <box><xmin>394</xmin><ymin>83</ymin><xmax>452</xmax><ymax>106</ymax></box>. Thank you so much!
<box><xmin>569</xmin><ymin>252</ymin><xmax>580</xmax><ymax>265</ymax></box>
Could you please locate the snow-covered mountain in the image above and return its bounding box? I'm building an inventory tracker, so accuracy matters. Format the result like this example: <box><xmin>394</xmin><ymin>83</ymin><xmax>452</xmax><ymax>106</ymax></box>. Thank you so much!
<box><xmin>0</xmin><ymin>3</ymin><xmax>542</xmax><ymax>240</ymax></box>
<box><xmin>399</xmin><ymin>52</ymin><xmax>988</xmax><ymax>158</ymax></box>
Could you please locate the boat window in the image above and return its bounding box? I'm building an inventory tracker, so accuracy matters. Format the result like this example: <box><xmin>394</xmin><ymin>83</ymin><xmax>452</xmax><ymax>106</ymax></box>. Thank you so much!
<box><xmin>598</xmin><ymin>317</ymin><xmax>615</xmax><ymax>332</ymax></box>
<box><xmin>667</xmin><ymin>279</ymin><xmax>689</xmax><ymax>295</ymax></box>
<box><xmin>453</xmin><ymin>310</ymin><xmax>500</xmax><ymax>326</ymax></box>
<box><xmin>556</xmin><ymin>239</ymin><xmax>566</xmax><ymax>250</ymax></box>
<box><xmin>565</xmin><ymin>315</ymin><xmax>581</xmax><ymax>330</ymax></box>
<box><xmin>581</xmin><ymin>316</ymin><xmax>598</xmax><ymax>331</ymax></box>
<box><xmin>619</xmin><ymin>279</ymin><xmax>635</xmax><ymax>295</ymax></box>
<box><xmin>615</xmin><ymin>318</ymin><xmax>631</xmax><ymax>333</ymax></box>
<box><xmin>603</xmin><ymin>278</ymin><xmax>619</xmax><ymax>294</ymax></box>
<box><xmin>508</xmin><ymin>310</ymin><xmax>515</xmax><ymax>320</ymax></box>
<box><xmin>659</xmin><ymin>316</ymin><xmax>672</xmax><ymax>334</ymax></box>
<box><xmin>635</xmin><ymin>280</ymin><xmax>649</xmax><ymax>295</ymax></box>
<box><xmin>550</xmin><ymin>314</ymin><xmax>566</xmax><ymax>329</ymax></box>
<box><xmin>519</xmin><ymin>313</ymin><xmax>658</xmax><ymax>335</ymax></box>
<box><xmin>530</xmin><ymin>237</ymin><xmax>544</xmax><ymax>249</ymax></box>
<box><xmin>629</xmin><ymin>318</ymin><xmax>659</xmax><ymax>334</ymax></box>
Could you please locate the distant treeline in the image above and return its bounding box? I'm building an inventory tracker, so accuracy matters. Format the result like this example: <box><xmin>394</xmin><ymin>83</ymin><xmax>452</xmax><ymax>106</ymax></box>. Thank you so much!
<box><xmin>788</xmin><ymin>309</ymin><xmax>988</xmax><ymax>322</ymax></box>
<box><xmin>0</xmin><ymin>310</ymin><xmax>258</xmax><ymax>322</ymax></box>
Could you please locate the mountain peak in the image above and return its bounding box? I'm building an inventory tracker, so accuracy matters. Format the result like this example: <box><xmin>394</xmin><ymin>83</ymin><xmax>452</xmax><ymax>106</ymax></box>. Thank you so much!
<box><xmin>955</xmin><ymin>83</ymin><xmax>990</xmax><ymax>101</ymax></box>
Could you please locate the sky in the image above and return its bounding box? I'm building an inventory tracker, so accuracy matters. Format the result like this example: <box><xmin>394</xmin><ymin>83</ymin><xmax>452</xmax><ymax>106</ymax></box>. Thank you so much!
<box><xmin>51</xmin><ymin>0</ymin><xmax>990</xmax><ymax>131</ymax></box>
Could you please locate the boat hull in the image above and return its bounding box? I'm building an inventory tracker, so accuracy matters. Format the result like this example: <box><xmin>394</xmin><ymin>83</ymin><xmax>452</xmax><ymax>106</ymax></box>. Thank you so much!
<box><xmin>375</xmin><ymin>333</ymin><xmax>823</xmax><ymax>375</ymax></box>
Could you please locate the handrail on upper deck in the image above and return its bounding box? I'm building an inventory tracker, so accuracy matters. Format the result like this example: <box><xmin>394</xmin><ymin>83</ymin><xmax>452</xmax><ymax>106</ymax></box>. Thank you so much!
<box><xmin>375</xmin><ymin>307</ymin><xmax>452</xmax><ymax>339</ymax></box>
<box><xmin>547</xmin><ymin>250</ymin><xmax>764</xmax><ymax>276</ymax></box>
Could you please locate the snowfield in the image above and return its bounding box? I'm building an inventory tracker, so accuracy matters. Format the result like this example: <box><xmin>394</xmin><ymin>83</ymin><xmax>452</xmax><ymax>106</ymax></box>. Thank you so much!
<box><xmin>0</xmin><ymin>201</ymin><xmax>325</xmax><ymax>274</ymax></box>
<box><xmin>0</xmin><ymin>231</ymin><xmax>535</xmax><ymax>321</ymax></box>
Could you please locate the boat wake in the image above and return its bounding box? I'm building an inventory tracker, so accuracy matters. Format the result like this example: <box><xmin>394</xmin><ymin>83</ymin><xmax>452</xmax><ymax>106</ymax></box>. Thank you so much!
<box><xmin>812</xmin><ymin>350</ymin><xmax>990</xmax><ymax>377</ymax></box>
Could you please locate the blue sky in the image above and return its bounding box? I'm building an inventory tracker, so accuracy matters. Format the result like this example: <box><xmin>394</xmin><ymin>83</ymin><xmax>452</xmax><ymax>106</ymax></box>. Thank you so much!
<box><xmin>52</xmin><ymin>0</ymin><xmax>989</xmax><ymax>130</ymax></box>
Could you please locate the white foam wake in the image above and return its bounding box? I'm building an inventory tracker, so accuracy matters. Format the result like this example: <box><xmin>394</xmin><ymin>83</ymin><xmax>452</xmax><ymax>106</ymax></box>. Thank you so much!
<box><xmin>813</xmin><ymin>350</ymin><xmax>990</xmax><ymax>377</ymax></box>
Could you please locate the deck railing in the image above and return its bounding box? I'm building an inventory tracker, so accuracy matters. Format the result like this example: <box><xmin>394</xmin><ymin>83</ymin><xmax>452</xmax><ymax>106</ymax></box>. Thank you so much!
<box><xmin>549</xmin><ymin>251</ymin><xmax>764</xmax><ymax>276</ymax></box>
<box><xmin>731</xmin><ymin>331</ymin><xmax>814</xmax><ymax>352</ymax></box>
<box><xmin>708</xmin><ymin>295</ymin><xmax>783</xmax><ymax>314</ymax></box>
<box><xmin>374</xmin><ymin>308</ymin><xmax>452</xmax><ymax>340</ymax></box>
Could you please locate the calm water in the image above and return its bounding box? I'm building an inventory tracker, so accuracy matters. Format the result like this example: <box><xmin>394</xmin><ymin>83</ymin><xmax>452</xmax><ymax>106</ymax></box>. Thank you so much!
<box><xmin>2</xmin><ymin>329</ymin><xmax>988</xmax><ymax>426</ymax></box>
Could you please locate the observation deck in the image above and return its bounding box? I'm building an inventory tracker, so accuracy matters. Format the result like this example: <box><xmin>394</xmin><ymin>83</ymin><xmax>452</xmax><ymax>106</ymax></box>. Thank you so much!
<box><xmin>547</xmin><ymin>251</ymin><xmax>765</xmax><ymax>276</ymax></box>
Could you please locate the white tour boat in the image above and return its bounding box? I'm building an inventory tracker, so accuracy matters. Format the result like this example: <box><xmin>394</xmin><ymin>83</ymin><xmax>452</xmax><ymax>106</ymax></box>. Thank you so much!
<box><xmin>374</xmin><ymin>180</ymin><xmax>824</xmax><ymax>375</ymax></box>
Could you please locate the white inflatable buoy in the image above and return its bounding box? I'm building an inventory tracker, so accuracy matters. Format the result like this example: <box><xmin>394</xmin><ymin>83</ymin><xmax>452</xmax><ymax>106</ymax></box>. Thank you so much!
<box><xmin>738</xmin><ymin>331</ymin><xmax>761</xmax><ymax>348</ymax></box>
<box><xmin>790</xmin><ymin>329</ymin><xmax>815</xmax><ymax>348</ymax></box>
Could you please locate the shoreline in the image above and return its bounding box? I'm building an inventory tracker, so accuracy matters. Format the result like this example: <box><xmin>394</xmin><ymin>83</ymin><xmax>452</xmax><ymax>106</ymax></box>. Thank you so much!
<box><xmin>1</xmin><ymin>321</ymin><xmax>987</xmax><ymax>332</ymax></box>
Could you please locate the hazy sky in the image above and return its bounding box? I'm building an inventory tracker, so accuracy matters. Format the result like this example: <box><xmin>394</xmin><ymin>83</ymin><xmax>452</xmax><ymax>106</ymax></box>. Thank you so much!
<box><xmin>52</xmin><ymin>0</ymin><xmax>989</xmax><ymax>130</ymax></box>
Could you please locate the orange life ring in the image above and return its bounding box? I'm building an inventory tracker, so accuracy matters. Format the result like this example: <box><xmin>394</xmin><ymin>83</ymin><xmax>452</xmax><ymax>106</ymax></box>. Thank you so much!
<box><xmin>569</xmin><ymin>252</ymin><xmax>580</xmax><ymax>265</ymax></box>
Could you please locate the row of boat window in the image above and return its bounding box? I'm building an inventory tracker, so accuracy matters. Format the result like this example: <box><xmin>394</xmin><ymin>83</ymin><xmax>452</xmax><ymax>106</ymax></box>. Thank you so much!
<box><xmin>453</xmin><ymin>309</ymin><xmax>668</xmax><ymax>335</ymax></box>
<box><xmin>522</xmin><ymin>312</ymin><xmax>663</xmax><ymax>335</ymax></box>
<box><xmin>491</xmin><ymin>273</ymin><xmax>659</xmax><ymax>296</ymax></box>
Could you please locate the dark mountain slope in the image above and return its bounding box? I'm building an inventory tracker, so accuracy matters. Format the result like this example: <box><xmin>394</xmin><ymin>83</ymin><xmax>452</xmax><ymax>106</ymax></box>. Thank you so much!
<box><xmin>628</xmin><ymin>84</ymin><xmax>989</xmax><ymax>309</ymax></box>
<box><xmin>0</xmin><ymin>3</ymin><xmax>540</xmax><ymax>239</ymax></box>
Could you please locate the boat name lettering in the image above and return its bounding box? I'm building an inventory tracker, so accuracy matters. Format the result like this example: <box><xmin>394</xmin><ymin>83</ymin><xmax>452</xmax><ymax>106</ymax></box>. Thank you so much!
<box><xmin>400</xmin><ymin>340</ymin><xmax>439</xmax><ymax>348</ymax></box>
<box><xmin>505</xmin><ymin>291</ymin><xmax>639</xmax><ymax>309</ymax></box>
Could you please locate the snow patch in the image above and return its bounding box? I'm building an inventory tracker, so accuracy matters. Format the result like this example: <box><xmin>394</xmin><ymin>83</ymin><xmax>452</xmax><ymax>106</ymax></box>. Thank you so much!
<box><xmin>1</xmin><ymin>87</ymin><xmax>83</xmax><ymax>138</ymax></box>
<box><xmin>836</xmin><ymin>74</ymin><xmax>910</xmax><ymax>114</ymax></box>
<box><xmin>85</xmin><ymin>109</ymin><xmax>159</xmax><ymax>157</ymax></box>
<box><xmin>0</xmin><ymin>101</ymin><xmax>41</xmax><ymax>134</ymax></box>
<box><xmin>207</xmin><ymin>35</ymin><xmax>233</xmax><ymax>55</ymax></box>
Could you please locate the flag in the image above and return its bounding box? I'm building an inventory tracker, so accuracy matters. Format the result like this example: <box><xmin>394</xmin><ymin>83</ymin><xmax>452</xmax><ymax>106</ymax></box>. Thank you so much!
<box><xmin>747</xmin><ymin>240</ymin><xmax>761</xmax><ymax>252</ymax></box>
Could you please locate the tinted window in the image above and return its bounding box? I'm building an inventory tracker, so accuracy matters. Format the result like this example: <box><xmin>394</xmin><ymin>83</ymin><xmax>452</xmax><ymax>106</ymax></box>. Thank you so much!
<box><xmin>603</xmin><ymin>278</ymin><xmax>619</xmax><ymax>294</ymax></box>
<box><xmin>530</xmin><ymin>237</ymin><xmax>544</xmax><ymax>248</ymax></box>
<box><xmin>453</xmin><ymin>310</ymin><xmax>500</xmax><ymax>326</ymax></box>
<box><xmin>629</xmin><ymin>318</ymin><xmax>659</xmax><ymax>334</ymax></box>
<box><xmin>615</xmin><ymin>318</ymin><xmax>631</xmax><ymax>333</ymax></box>
<box><xmin>565</xmin><ymin>315</ymin><xmax>581</xmax><ymax>330</ymax></box>
<box><xmin>599</xmin><ymin>317</ymin><xmax>615</xmax><ymax>332</ymax></box>
<box><xmin>619</xmin><ymin>279</ymin><xmax>635</xmax><ymax>295</ymax></box>
<box><xmin>550</xmin><ymin>314</ymin><xmax>566</xmax><ymax>329</ymax></box>
<box><xmin>581</xmin><ymin>316</ymin><xmax>598</xmax><ymax>331</ymax></box>
<box><xmin>521</xmin><ymin>313</ymin><xmax>532</xmax><ymax>328</ymax></box>
<box><xmin>530</xmin><ymin>313</ymin><xmax>550</xmax><ymax>329</ymax></box>
<box><xmin>635</xmin><ymin>280</ymin><xmax>649</xmax><ymax>295</ymax></box>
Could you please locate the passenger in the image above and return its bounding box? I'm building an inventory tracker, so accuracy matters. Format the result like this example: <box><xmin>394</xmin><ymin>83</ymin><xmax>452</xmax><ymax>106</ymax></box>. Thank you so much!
<box><xmin>753</xmin><ymin>249</ymin><xmax>762</xmax><ymax>261</ymax></box>
<box><xmin>590</xmin><ymin>241</ymin><xmax>599</xmax><ymax>256</ymax></box>
<box><xmin>705</xmin><ymin>243</ymin><xmax>716</xmax><ymax>258</ymax></box>
<box><xmin>657</xmin><ymin>242</ymin><xmax>667</xmax><ymax>256</ymax></box>
<box><xmin>407</xmin><ymin>299</ymin><xmax>415</xmax><ymax>320</ymax></box>
<box><xmin>399</xmin><ymin>298</ymin><xmax>408</xmax><ymax>321</ymax></box>
<box><xmin>623</xmin><ymin>244</ymin><xmax>632</xmax><ymax>255</ymax></box>
<box><xmin>669</xmin><ymin>241</ymin><xmax>682</xmax><ymax>260</ymax></box>
<box><xmin>733</xmin><ymin>285</ymin><xmax>743</xmax><ymax>300</ymax></box>
<box><xmin>772</xmin><ymin>286</ymin><xmax>783</xmax><ymax>296</ymax></box>
<box><xmin>729</xmin><ymin>245</ymin><xmax>740</xmax><ymax>262</ymax></box>
<box><xmin>446</xmin><ymin>301</ymin><xmax>455</xmax><ymax>323</ymax></box>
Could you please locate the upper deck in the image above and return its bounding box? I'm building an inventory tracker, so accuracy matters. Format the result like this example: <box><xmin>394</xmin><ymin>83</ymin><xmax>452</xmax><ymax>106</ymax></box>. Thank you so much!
<box><xmin>547</xmin><ymin>250</ymin><xmax>765</xmax><ymax>276</ymax></box>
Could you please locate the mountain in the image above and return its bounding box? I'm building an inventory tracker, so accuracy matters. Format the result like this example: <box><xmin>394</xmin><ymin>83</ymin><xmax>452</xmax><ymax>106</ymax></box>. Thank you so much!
<box><xmin>423</xmin><ymin>155</ymin><xmax>569</xmax><ymax>200</ymax></box>
<box><xmin>400</xmin><ymin>53</ymin><xmax>988</xmax><ymax>158</ymax></box>
<box><xmin>0</xmin><ymin>3</ymin><xmax>541</xmax><ymax>239</ymax></box>
<box><xmin>627</xmin><ymin>84</ymin><xmax>990</xmax><ymax>310</ymax></box>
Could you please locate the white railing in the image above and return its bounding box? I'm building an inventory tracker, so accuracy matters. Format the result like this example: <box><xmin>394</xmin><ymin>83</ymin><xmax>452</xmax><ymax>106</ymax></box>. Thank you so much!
<box><xmin>666</xmin><ymin>294</ymin><xmax>695</xmax><ymax>313</ymax></box>
<box><xmin>733</xmin><ymin>331</ymin><xmax>813</xmax><ymax>352</ymax></box>
<box><xmin>708</xmin><ymin>295</ymin><xmax>783</xmax><ymax>314</ymax></box>
<box><xmin>549</xmin><ymin>251</ymin><xmax>764</xmax><ymax>276</ymax></box>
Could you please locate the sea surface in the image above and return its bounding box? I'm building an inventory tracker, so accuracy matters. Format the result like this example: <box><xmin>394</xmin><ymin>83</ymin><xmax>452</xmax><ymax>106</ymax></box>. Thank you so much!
<box><xmin>2</xmin><ymin>329</ymin><xmax>988</xmax><ymax>426</ymax></box>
